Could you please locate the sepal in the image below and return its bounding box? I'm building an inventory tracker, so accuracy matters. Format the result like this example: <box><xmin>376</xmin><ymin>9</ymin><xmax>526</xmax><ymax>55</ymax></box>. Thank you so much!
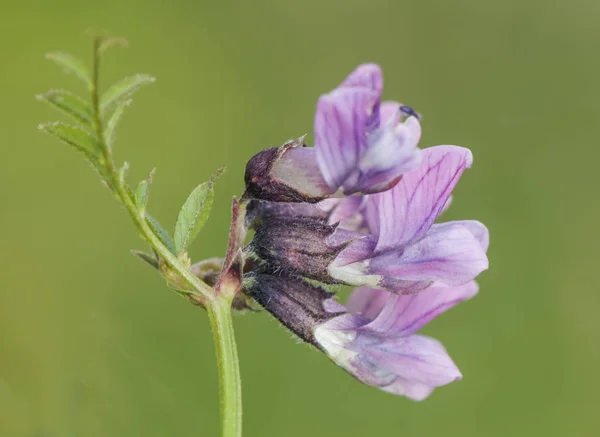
<box><xmin>244</xmin><ymin>137</ymin><xmax>332</xmax><ymax>203</ymax></box>
<box><xmin>244</xmin><ymin>272</ymin><xmax>340</xmax><ymax>344</ymax></box>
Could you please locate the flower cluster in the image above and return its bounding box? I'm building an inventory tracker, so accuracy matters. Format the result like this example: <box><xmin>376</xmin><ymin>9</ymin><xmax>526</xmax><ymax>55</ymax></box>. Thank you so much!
<box><xmin>242</xmin><ymin>64</ymin><xmax>489</xmax><ymax>400</ymax></box>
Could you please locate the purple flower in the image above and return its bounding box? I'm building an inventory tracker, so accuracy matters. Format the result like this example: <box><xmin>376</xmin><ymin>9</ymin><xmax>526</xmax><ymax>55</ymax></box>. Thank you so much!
<box><xmin>329</xmin><ymin>145</ymin><xmax>489</xmax><ymax>293</ymax></box>
<box><xmin>316</xmin><ymin>282</ymin><xmax>478</xmax><ymax>400</ymax></box>
<box><xmin>247</xmin><ymin>145</ymin><xmax>489</xmax><ymax>295</ymax></box>
<box><xmin>244</xmin><ymin>271</ymin><xmax>478</xmax><ymax>400</ymax></box>
<box><xmin>241</xmin><ymin>62</ymin><xmax>488</xmax><ymax>400</ymax></box>
<box><xmin>244</xmin><ymin>64</ymin><xmax>422</xmax><ymax>202</ymax></box>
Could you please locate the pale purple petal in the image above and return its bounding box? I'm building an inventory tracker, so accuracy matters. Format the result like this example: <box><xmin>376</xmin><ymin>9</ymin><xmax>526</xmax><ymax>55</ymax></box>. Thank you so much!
<box><xmin>369</xmin><ymin>334</ymin><xmax>461</xmax><ymax>400</ymax></box>
<box><xmin>370</xmin><ymin>222</ymin><xmax>488</xmax><ymax>289</ymax></box>
<box><xmin>379</xmin><ymin>101</ymin><xmax>402</xmax><ymax>125</ymax></box>
<box><xmin>313</xmin><ymin>65</ymin><xmax>422</xmax><ymax>196</ymax></box>
<box><xmin>327</xmin><ymin>197</ymin><xmax>367</xmax><ymax>229</ymax></box>
<box><xmin>338</xmin><ymin>64</ymin><xmax>383</xmax><ymax>134</ymax></box>
<box><xmin>368</xmin><ymin>146</ymin><xmax>473</xmax><ymax>252</ymax></box>
<box><xmin>364</xmin><ymin>193</ymin><xmax>382</xmax><ymax>236</ymax></box>
<box><xmin>449</xmin><ymin>220</ymin><xmax>489</xmax><ymax>252</ymax></box>
<box><xmin>355</xmin><ymin>115</ymin><xmax>422</xmax><ymax>194</ymax></box>
<box><xmin>314</xmin><ymin>198</ymin><xmax>340</xmax><ymax>213</ymax></box>
<box><xmin>339</xmin><ymin>63</ymin><xmax>383</xmax><ymax>95</ymax></box>
<box><xmin>272</xmin><ymin>146</ymin><xmax>332</xmax><ymax>197</ymax></box>
<box><xmin>365</xmin><ymin>281</ymin><xmax>479</xmax><ymax>336</ymax></box>
<box><xmin>346</xmin><ymin>287</ymin><xmax>391</xmax><ymax>320</ymax></box>
<box><xmin>329</xmin><ymin>230</ymin><xmax>377</xmax><ymax>265</ymax></box>
<box><xmin>357</xmin><ymin>334</ymin><xmax>461</xmax><ymax>389</ymax></box>
<box><xmin>376</xmin><ymin>278</ymin><xmax>434</xmax><ymax>295</ymax></box>
<box><xmin>440</xmin><ymin>195</ymin><xmax>453</xmax><ymax>216</ymax></box>
<box><xmin>380</xmin><ymin>378</ymin><xmax>435</xmax><ymax>401</ymax></box>
<box><xmin>315</xmin><ymin>319</ymin><xmax>462</xmax><ymax>401</ymax></box>
<box><xmin>314</xmin><ymin>87</ymin><xmax>380</xmax><ymax>193</ymax></box>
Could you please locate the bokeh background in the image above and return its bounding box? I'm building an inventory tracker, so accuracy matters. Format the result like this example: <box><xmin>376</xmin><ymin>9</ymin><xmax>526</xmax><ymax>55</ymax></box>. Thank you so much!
<box><xmin>1</xmin><ymin>0</ymin><xmax>598</xmax><ymax>436</ymax></box>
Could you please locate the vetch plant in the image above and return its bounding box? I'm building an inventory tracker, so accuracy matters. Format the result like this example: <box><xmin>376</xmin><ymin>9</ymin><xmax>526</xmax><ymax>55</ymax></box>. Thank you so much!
<box><xmin>38</xmin><ymin>35</ymin><xmax>489</xmax><ymax>436</ymax></box>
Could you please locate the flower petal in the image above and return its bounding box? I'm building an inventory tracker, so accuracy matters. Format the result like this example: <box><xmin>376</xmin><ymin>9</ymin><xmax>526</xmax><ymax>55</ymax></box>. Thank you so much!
<box><xmin>365</xmin><ymin>281</ymin><xmax>479</xmax><ymax>336</ymax></box>
<box><xmin>314</xmin><ymin>87</ymin><xmax>380</xmax><ymax>193</ymax></box>
<box><xmin>355</xmin><ymin>115</ymin><xmax>422</xmax><ymax>194</ymax></box>
<box><xmin>379</xmin><ymin>101</ymin><xmax>402</xmax><ymax>125</ymax></box>
<box><xmin>371</xmin><ymin>222</ymin><xmax>488</xmax><ymax>290</ymax></box>
<box><xmin>327</xmin><ymin>196</ymin><xmax>367</xmax><ymax>229</ymax></box>
<box><xmin>245</xmin><ymin>138</ymin><xmax>332</xmax><ymax>202</ymax></box>
<box><xmin>380</xmin><ymin>378</ymin><xmax>435</xmax><ymax>401</ymax></box>
<box><xmin>339</xmin><ymin>63</ymin><xmax>383</xmax><ymax>95</ymax></box>
<box><xmin>451</xmin><ymin>220</ymin><xmax>489</xmax><ymax>252</ymax></box>
<box><xmin>315</xmin><ymin>318</ymin><xmax>462</xmax><ymax>400</ymax></box>
<box><xmin>272</xmin><ymin>146</ymin><xmax>333</xmax><ymax>197</ymax></box>
<box><xmin>368</xmin><ymin>145</ymin><xmax>473</xmax><ymax>251</ymax></box>
<box><xmin>346</xmin><ymin>287</ymin><xmax>391</xmax><ymax>320</ymax></box>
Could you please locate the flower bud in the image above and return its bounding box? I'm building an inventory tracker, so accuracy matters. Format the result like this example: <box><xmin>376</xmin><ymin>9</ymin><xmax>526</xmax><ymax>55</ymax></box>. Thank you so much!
<box><xmin>248</xmin><ymin>217</ymin><xmax>349</xmax><ymax>284</ymax></box>
<box><xmin>244</xmin><ymin>137</ymin><xmax>333</xmax><ymax>203</ymax></box>
<box><xmin>243</xmin><ymin>272</ymin><xmax>340</xmax><ymax>344</ymax></box>
<box><xmin>245</xmin><ymin>199</ymin><xmax>328</xmax><ymax>229</ymax></box>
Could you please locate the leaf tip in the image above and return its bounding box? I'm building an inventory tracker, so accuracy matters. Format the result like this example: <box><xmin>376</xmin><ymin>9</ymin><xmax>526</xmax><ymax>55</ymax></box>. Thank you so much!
<box><xmin>211</xmin><ymin>167</ymin><xmax>226</xmax><ymax>182</ymax></box>
<box><xmin>135</xmin><ymin>73</ymin><xmax>157</xmax><ymax>84</ymax></box>
<box><xmin>98</xmin><ymin>36</ymin><xmax>129</xmax><ymax>54</ymax></box>
<box><xmin>131</xmin><ymin>249</ymin><xmax>159</xmax><ymax>270</ymax></box>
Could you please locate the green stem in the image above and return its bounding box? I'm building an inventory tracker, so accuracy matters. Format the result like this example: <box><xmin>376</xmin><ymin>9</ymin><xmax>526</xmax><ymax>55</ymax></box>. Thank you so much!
<box><xmin>207</xmin><ymin>298</ymin><xmax>243</xmax><ymax>437</ymax></box>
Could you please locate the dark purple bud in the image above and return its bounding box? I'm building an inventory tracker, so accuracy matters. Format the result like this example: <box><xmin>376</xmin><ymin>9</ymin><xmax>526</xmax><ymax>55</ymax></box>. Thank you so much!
<box><xmin>248</xmin><ymin>217</ymin><xmax>348</xmax><ymax>283</ymax></box>
<box><xmin>243</xmin><ymin>272</ymin><xmax>340</xmax><ymax>345</ymax></box>
<box><xmin>244</xmin><ymin>137</ymin><xmax>333</xmax><ymax>203</ymax></box>
<box><xmin>245</xmin><ymin>199</ymin><xmax>329</xmax><ymax>229</ymax></box>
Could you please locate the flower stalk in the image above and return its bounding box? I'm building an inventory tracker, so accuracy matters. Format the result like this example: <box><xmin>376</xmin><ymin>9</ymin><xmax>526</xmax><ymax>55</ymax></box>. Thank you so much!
<box><xmin>208</xmin><ymin>296</ymin><xmax>243</xmax><ymax>437</ymax></box>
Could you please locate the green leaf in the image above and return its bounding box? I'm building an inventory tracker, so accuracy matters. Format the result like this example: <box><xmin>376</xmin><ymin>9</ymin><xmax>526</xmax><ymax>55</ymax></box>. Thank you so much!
<box><xmin>174</xmin><ymin>170</ymin><xmax>223</xmax><ymax>252</ymax></box>
<box><xmin>100</xmin><ymin>74</ymin><xmax>156</xmax><ymax>112</ymax></box>
<box><xmin>146</xmin><ymin>215</ymin><xmax>176</xmax><ymax>255</ymax></box>
<box><xmin>37</xmin><ymin>90</ymin><xmax>93</xmax><ymax>125</ymax></box>
<box><xmin>135</xmin><ymin>180</ymin><xmax>149</xmax><ymax>210</ymax></box>
<box><xmin>97</xmin><ymin>36</ymin><xmax>129</xmax><ymax>54</ymax></box>
<box><xmin>103</xmin><ymin>99</ymin><xmax>131</xmax><ymax>150</ymax></box>
<box><xmin>135</xmin><ymin>169</ymin><xmax>155</xmax><ymax>212</ymax></box>
<box><xmin>131</xmin><ymin>250</ymin><xmax>159</xmax><ymax>270</ymax></box>
<box><xmin>45</xmin><ymin>52</ymin><xmax>92</xmax><ymax>88</ymax></box>
<box><xmin>39</xmin><ymin>122</ymin><xmax>100</xmax><ymax>161</ymax></box>
<box><xmin>118</xmin><ymin>162</ymin><xmax>130</xmax><ymax>184</ymax></box>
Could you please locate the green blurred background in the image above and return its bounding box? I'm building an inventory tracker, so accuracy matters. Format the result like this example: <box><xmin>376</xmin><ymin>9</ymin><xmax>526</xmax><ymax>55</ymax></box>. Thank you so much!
<box><xmin>1</xmin><ymin>0</ymin><xmax>598</xmax><ymax>435</ymax></box>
